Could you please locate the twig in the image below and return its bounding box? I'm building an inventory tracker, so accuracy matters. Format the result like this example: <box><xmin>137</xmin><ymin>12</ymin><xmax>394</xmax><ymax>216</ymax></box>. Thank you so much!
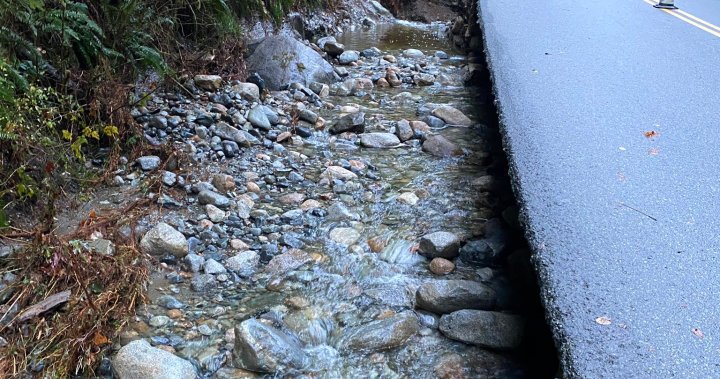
<box><xmin>618</xmin><ymin>202</ymin><xmax>658</xmax><ymax>221</ymax></box>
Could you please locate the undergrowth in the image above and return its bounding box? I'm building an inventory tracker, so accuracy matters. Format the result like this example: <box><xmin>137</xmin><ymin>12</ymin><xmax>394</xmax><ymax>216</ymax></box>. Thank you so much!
<box><xmin>0</xmin><ymin>0</ymin><xmax>334</xmax><ymax>377</ymax></box>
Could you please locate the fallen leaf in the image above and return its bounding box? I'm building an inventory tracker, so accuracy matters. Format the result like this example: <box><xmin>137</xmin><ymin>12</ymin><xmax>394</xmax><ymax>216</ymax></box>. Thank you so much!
<box><xmin>93</xmin><ymin>331</ymin><xmax>109</xmax><ymax>345</ymax></box>
<box><xmin>595</xmin><ymin>316</ymin><xmax>612</xmax><ymax>325</ymax></box>
<box><xmin>644</xmin><ymin>130</ymin><xmax>659</xmax><ymax>138</ymax></box>
<box><xmin>692</xmin><ymin>327</ymin><xmax>704</xmax><ymax>339</ymax></box>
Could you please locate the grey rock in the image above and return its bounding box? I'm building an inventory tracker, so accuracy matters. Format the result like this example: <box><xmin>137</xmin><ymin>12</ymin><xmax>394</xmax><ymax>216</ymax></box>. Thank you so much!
<box><xmin>323</xmin><ymin>41</ymin><xmax>345</xmax><ymax>57</ymax></box>
<box><xmin>161</xmin><ymin>171</ymin><xmax>177</xmax><ymax>186</ymax></box>
<box><xmin>247</xmin><ymin>35</ymin><xmax>336</xmax><ymax>90</ymax></box>
<box><xmin>194</xmin><ymin>75</ymin><xmax>222</xmax><ymax>91</ymax></box>
<box><xmin>198</xmin><ymin>190</ymin><xmax>231</xmax><ymax>209</ymax></box>
<box><xmin>140</xmin><ymin>223</ymin><xmax>188</xmax><ymax>258</ymax></box>
<box><xmin>423</xmin><ymin>115</ymin><xmax>445</xmax><ymax>128</ymax></box>
<box><xmin>413</xmin><ymin>73</ymin><xmax>435</xmax><ymax>86</ymax></box>
<box><xmin>403</xmin><ymin>49</ymin><xmax>424</xmax><ymax>58</ymax></box>
<box><xmin>326</xmin><ymin>202</ymin><xmax>360</xmax><ymax>221</ymax></box>
<box><xmin>416</xmin><ymin>280</ymin><xmax>496</xmax><ymax>314</ymax></box>
<box><xmin>136</xmin><ymin>156</ymin><xmax>161</xmax><ymax>171</ymax></box>
<box><xmin>204</xmin><ymin>258</ymin><xmax>227</xmax><ymax>274</ymax></box>
<box><xmin>422</xmin><ymin>135</ymin><xmax>463</xmax><ymax>157</ymax></box>
<box><xmin>361</xmin><ymin>47</ymin><xmax>382</xmax><ymax>57</ymax></box>
<box><xmin>185</xmin><ymin>254</ymin><xmax>205</xmax><ymax>273</ymax></box>
<box><xmin>298</xmin><ymin>109</ymin><xmax>318</xmax><ymax>124</ymax></box>
<box><xmin>316</xmin><ymin>36</ymin><xmax>337</xmax><ymax>50</ymax></box>
<box><xmin>439</xmin><ymin>310</ymin><xmax>524</xmax><ymax>350</ymax></box>
<box><xmin>328</xmin><ymin>227</ymin><xmax>360</xmax><ymax>245</ymax></box>
<box><xmin>431</xmin><ymin>105</ymin><xmax>472</xmax><ymax>126</ymax></box>
<box><xmin>395</xmin><ymin>119</ymin><xmax>414</xmax><ymax>142</ymax></box>
<box><xmin>86</xmin><ymin>239</ymin><xmax>114</xmax><ymax>255</ymax></box>
<box><xmin>113</xmin><ymin>340</ymin><xmax>196</xmax><ymax>379</ymax></box>
<box><xmin>157</xmin><ymin>295</ymin><xmax>185</xmax><ymax>310</ymax></box>
<box><xmin>225</xmin><ymin>250</ymin><xmax>260</xmax><ymax>277</ymax></box>
<box><xmin>419</xmin><ymin>231</ymin><xmax>460</xmax><ymax>259</ymax></box>
<box><xmin>214</xmin><ymin>121</ymin><xmax>250</xmax><ymax>146</ymax></box>
<box><xmin>233</xmin><ymin>318</ymin><xmax>308</xmax><ymax>373</ymax></box>
<box><xmin>435</xmin><ymin>50</ymin><xmax>449</xmax><ymax>59</ymax></box>
<box><xmin>459</xmin><ymin>240</ymin><xmax>497</xmax><ymax>265</ymax></box>
<box><xmin>308</xmin><ymin>82</ymin><xmax>330</xmax><ymax>97</ymax></box>
<box><xmin>330</xmin><ymin>112</ymin><xmax>365</xmax><ymax>134</ymax></box>
<box><xmin>149</xmin><ymin>115</ymin><xmax>167</xmax><ymax>129</ymax></box>
<box><xmin>149</xmin><ymin>315</ymin><xmax>170</xmax><ymax>327</ymax></box>
<box><xmin>233</xmin><ymin>82</ymin><xmax>260</xmax><ymax>102</ymax></box>
<box><xmin>338</xmin><ymin>311</ymin><xmax>419</xmax><ymax>352</ymax></box>
<box><xmin>191</xmin><ymin>274</ymin><xmax>217</xmax><ymax>292</ymax></box>
<box><xmin>360</xmin><ymin>132</ymin><xmax>401</xmax><ymax>148</ymax></box>
<box><xmin>265</xmin><ymin>249</ymin><xmax>313</xmax><ymax>276</ymax></box>
<box><xmin>248</xmin><ymin>107</ymin><xmax>272</xmax><ymax>130</ymax></box>
<box><xmin>205</xmin><ymin>204</ymin><xmax>225</xmax><ymax>223</ymax></box>
<box><xmin>338</xmin><ymin>50</ymin><xmax>360</xmax><ymax>65</ymax></box>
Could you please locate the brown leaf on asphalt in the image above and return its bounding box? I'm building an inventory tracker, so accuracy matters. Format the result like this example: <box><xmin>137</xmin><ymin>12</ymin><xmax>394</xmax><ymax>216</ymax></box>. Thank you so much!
<box><xmin>595</xmin><ymin>316</ymin><xmax>612</xmax><ymax>325</ymax></box>
<box><xmin>691</xmin><ymin>328</ymin><xmax>704</xmax><ymax>339</ymax></box>
<box><xmin>644</xmin><ymin>130</ymin><xmax>659</xmax><ymax>138</ymax></box>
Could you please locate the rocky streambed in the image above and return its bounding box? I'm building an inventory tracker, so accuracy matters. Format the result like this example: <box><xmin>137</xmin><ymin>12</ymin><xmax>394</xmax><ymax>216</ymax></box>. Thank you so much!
<box><xmin>106</xmin><ymin>21</ymin><xmax>556</xmax><ymax>379</ymax></box>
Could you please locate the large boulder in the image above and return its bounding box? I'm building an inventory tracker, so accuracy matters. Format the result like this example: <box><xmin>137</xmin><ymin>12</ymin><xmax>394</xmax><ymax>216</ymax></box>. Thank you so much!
<box><xmin>338</xmin><ymin>312</ymin><xmax>420</xmax><ymax>352</ymax></box>
<box><xmin>416</xmin><ymin>280</ymin><xmax>496</xmax><ymax>314</ymax></box>
<box><xmin>233</xmin><ymin>319</ymin><xmax>308</xmax><ymax>373</ymax></box>
<box><xmin>439</xmin><ymin>310</ymin><xmax>524</xmax><ymax>350</ymax></box>
<box><xmin>140</xmin><ymin>223</ymin><xmax>188</xmax><ymax>258</ymax></box>
<box><xmin>113</xmin><ymin>340</ymin><xmax>197</xmax><ymax>379</ymax></box>
<box><xmin>246</xmin><ymin>35</ymin><xmax>337</xmax><ymax>90</ymax></box>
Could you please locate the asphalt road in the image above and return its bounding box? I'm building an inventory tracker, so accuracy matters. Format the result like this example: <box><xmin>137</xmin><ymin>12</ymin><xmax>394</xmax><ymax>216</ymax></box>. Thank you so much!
<box><xmin>476</xmin><ymin>0</ymin><xmax>720</xmax><ymax>377</ymax></box>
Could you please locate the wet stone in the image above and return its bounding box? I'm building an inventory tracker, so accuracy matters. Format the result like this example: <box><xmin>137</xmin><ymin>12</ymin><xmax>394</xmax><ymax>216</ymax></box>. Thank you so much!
<box><xmin>360</xmin><ymin>133</ymin><xmax>400</xmax><ymax>148</ymax></box>
<box><xmin>429</xmin><ymin>257</ymin><xmax>455</xmax><ymax>275</ymax></box>
<box><xmin>395</xmin><ymin>119</ymin><xmax>414</xmax><ymax>141</ymax></box>
<box><xmin>416</xmin><ymin>280</ymin><xmax>496</xmax><ymax>314</ymax></box>
<box><xmin>439</xmin><ymin>310</ymin><xmax>524</xmax><ymax>350</ymax></box>
<box><xmin>157</xmin><ymin>295</ymin><xmax>185</xmax><ymax>310</ymax></box>
<box><xmin>329</xmin><ymin>227</ymin><xmax>361</xmax><ymax>245</ymax></box>
<box><xmin>265</xmin><ymin>249</ymin><xmax>313</xmax><ymax>276</ymax></box>
<box><xmin>422</xmin><ymin>135</ymin><xmax>464</xmax><ymax>157</ymax></box>
<box><xmin>191</xmin><ymin>274</ymin><xmax>217</xmax><ymax>292</ymax></box>
<box><xmin>338</xmin><ymin>311</ymin><xmax>420</xmax><ymax>352</ymax></box>
<box><xmin>233</xmin><ymin>318</ymin><xmax>308</xmax><ymax>373</ymax></box>
<box><xmin>419</xmin><ymin>231</ymin><xmax>461</xmax><ymax>259</ymax></box>
<box><xmin>330</xmin><ymin>112</ymin><xmax>365</xmax><ymax>134</ymax></box>
<box><xmin>225</xmin><ymin>250</ymin><xmax>260</xmax><ymax>278</ymax></box>
<box><xmin>431</xmin><ymin>105</ymin><xmax>472</xmax><ymax>127</ymax></box>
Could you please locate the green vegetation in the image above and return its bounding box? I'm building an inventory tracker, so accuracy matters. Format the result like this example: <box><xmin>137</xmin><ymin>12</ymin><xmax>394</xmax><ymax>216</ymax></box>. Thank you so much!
<box><xmin>0</xmin><ymin>0</ymin><xmax>332</xmax><ymax>229</ymax></box>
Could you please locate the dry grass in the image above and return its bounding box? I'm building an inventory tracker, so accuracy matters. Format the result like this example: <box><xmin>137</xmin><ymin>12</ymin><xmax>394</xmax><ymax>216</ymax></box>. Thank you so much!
<box><xmin>0</xmin><ymin>201</ymin><xmax>151</xmax><ymax>377</ymax></box>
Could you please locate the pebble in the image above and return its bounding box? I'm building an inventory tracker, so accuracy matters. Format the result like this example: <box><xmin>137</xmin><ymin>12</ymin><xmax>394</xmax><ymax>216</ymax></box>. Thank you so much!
<box><xmin>429</xmin><ymin>257</ymin><xmax>455</xmax><ymax>275</ymax></box>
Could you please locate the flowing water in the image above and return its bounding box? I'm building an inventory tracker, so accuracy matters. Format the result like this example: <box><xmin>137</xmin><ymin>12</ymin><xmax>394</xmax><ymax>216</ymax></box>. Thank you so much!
<box><xmin>138</xmin><ymin>21</ymin><xmax>557</xmax><ymax>379</ymax></box>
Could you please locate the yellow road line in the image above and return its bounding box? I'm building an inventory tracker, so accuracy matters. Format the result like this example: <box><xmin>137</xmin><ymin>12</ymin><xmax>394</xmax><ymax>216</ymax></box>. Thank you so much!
<box><xmin>644</xmin><ymin>0</ymin><xmax>720</xmax><ymax>38</ymax></box>
<box><xmin>676</xmin><ymin>9</ymin><xmax>720</xmax><ymax>33</ymax></box>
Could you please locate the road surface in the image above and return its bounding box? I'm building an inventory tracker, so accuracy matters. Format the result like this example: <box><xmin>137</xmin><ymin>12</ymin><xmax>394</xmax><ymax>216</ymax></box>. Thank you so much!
<box><xmin>476</xmin><ymin>0</ymin><xmax>720</xmax><ymax>377</ymax></box>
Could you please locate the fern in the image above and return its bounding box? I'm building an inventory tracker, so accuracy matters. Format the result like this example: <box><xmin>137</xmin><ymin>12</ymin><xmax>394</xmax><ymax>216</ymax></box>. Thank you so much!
<box><xmin>0</xmin><ymin>130</ymin><xmax>18</xmax><ymax>141</ymax></box>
